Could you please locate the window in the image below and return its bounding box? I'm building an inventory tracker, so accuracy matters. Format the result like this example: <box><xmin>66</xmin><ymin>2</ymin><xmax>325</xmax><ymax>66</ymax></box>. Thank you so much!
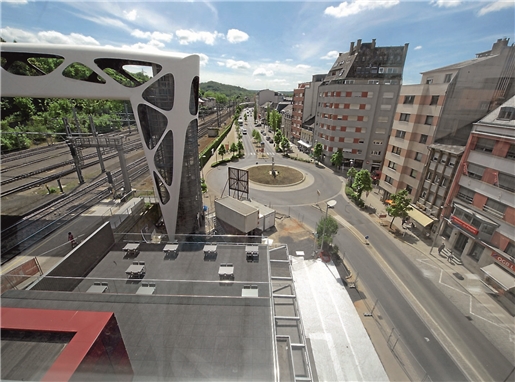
<box><xmin>467</xmin><ymin>163</ymin><xmax>485</xmax><ymax>180</ymax></box>
<box><xmin>344</xmin><ymin>80</ymin><xmax>354</xmax><ymax>84</ymax></box>
<box><xmin>385</xmin><ymin>175</ymin><xmax>393</xmax><ymax>185</ymax></box>
<box><xmin>421</xmin><ymin>191</ymin><xmax>427</xmax><ymax>198</ymax></box>
<box><xmin>400</xmin><ymin>113</ymin><xmax>410</xmax><ymax>122</ymax></box>
<box><xmin>371</xmin><ymin>150</ymin><xmax>382</xmax><ymax>156</ymax></box>
<box><xmin>388</xmin><ymin>161</ymin><xmax>397</xmax><ymax>170</ymax></box>
<box><xmin>456</xmin><ymin>186</ymin><xmax>474</xmax><ymax>204</ymax></box>
<box><xmin>425</xmin><ymin>115</ymin><xmax>434</xmax><ymax>125</ymax></box>
<box><xmin>426</xmin><ymin>78</ymin><xmax>433</xmax><ymax>84</ymax></box>
<box><xmin>475</xmin><ymin>137</ymin><xmax>495</xmax><ymax>152</ymax></box>
<box><xmin>358</xmin><ymin>139</ymin><xmax>365</xmax><ymax>144</ymax></box>
<box><xmin>373</xmin><ymin>140</ymin><xmax>383</xmax><ymax>145</ymax></box>
<box><xmin>420</xmin><ymin>134</ymin><xmax>428</xmax><ymax>144</ymax></box>
<box><xmin>484</xmin><ymin>198</ymin><xmax>507</xmax><ymax>217</ymax></box>
<box><xmin>468</xmin><ymin>242</ymin><xmax>483</xmax><ymax>262</ymax></box>
<box><xmin>430</xmin><ymin>95</ymin><xmax>439</xmax><ymax>105</ymax></box>
<box><xmin>415</xmin><ymin>152</ymin><xmax>423</xmax><ymax>161</ymax></box>
<box><xmin>506</xmin><ymin>243</ymin><xmax>515</xmax><ymax>258</ymax></box>
<box><xmin>378</xmin><ymin>116</ymin><xmax>389</xmax><ymax>123</ymax></box>
<box><xmin>368</xmin><ymin>80</ymin><xmax>379</xmax><ymax>85</ymax></box>
<box><xmin>392</xmin><ymin>146</ymin><xmax>401</xmax><ymax>155</ymax></box>
<box><xmin>426</xmin><ymin>171</ymin><xmax>433</xmax><ymax>180</ymax></box>
<box><xmin>395</xmin><ymin>130</ymin><xmax>406</xmax><ymax>138</ymax></box>
<box><xmin>410</xmin><ymin>169</ymin><xmax>417</xmax><ymax>178</ymax></box>
<box><xmin>444</xmin><ymin>73</ymin><xmax>452</xmax><ymax>83</ymax></box>
<box><xmin>441</xmin><ymin>178</ymin><xmax>448</xmax><ymax>187</ymax></box>
<box><xmin>498</xmin><ymin>172</ymin><xmax>515</xmax><ymax>192</ymax></box>
<box><xmin>498</xmin><ymin>107</ymin><xmax>515</xmax><ymax>120</ymax></box>
<box><xmin>403</xmin><ymin>95</ymin><xmax>415</xmax><ymax>104</ymax></box>
<box><xmin>406</xmin><ymin>185</ymin><xmax>413</xmax><ymax>194</ymax></box>
<box><xmin>505</xmin><ymin>144</ymin><xmax>515</xmax><ymax>159</ymax></box>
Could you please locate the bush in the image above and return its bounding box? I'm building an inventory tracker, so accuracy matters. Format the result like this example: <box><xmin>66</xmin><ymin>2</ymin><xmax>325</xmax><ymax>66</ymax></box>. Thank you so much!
<box><xmin>211</xmin><ymin>158</ymin><xmax>232</xmax><ymax>167</ymax></box>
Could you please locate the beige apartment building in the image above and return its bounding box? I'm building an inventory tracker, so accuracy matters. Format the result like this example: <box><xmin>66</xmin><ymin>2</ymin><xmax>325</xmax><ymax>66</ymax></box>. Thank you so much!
<box><xmin>314</xmin><ymin>39</ymin><xmax>409</xmax><ymax>171</ymax></box>
<box><xmin>379</xmin><ymin>38</ymin><xmax>515</xmax><ymax>231</ymax></box>
<box><xmin>291</xmin><ymin>74</ymin><xmax>325</xmax><ymax>152</ymax></box>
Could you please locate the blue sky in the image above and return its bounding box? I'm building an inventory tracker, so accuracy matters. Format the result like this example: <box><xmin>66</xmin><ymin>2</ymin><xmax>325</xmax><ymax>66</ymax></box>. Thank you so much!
<box><xmin>1</xmin><ymin>0</ymin><xmax>514</xmax><ymax>91</ymax></box>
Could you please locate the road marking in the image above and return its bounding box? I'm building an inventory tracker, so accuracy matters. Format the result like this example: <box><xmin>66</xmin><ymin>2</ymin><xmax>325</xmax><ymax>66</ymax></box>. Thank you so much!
<box><xmin>332</xmin><ymin>213</ymin><xmax>481</xmax><ymax>381</ymax></box>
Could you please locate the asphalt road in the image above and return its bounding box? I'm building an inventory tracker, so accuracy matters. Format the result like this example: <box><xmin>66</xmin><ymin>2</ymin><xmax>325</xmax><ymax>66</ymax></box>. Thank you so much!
<box><xmin>206</xmin><ymin>116</ymin><xmax>514</xmax><ymax>381</ymax></box>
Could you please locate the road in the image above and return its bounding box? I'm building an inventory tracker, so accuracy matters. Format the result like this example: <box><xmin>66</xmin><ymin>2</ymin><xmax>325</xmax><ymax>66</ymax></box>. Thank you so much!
<box><xmin>204</xmin><ymin>112</ymin><xmax>514</xmax><ymax>381</ymax></box>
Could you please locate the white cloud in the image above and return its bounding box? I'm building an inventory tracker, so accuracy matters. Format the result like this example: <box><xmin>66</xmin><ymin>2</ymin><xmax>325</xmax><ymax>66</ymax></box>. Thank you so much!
<box><xmin>430</xmin><ymin>0</ymin><xmax>461</xmax><ymax>8</ymax></box>
<box><xmin>175</xmin><ymin>29</ymin><xmax>223</xmax><ymax>45</ymax></box>
<box><xmin>217</xmin><ymin>62</ymin><xmax>225</xmax><ymax>66</ymax></box>
<box><xmin>198</xmin><ymin>53</ymin><xmax>209</xmax><ymax>67</ymax></box>
<box><xmin>0</xmin><ymin>27</ymin><xmax>100</xmax><ymax>45</ymax></box>
<box><xmin>1</xmin><ymin>0</ymin><xmax>28</xmax><ymax>3</ymax></box>
<box><xmin>120</xmin><ymin>42</ymin><xmax>163</xmax><ymax>52</ymax></box>
<box><xmin>80</xmin><ymin>16</ymin><xmax>129</xmax><ymax>31</ymax></box>
<box><xmin>131</xmin><ymin>29</ymin><xmax>173</xmax><ymax>42</ymax></box>
<box><xmin>285</xmin><ymin>58</ymin><xmax>293</xmax><ymax>62</ymax></box>
<box><xmin>296</xmin><ymin>64</ymin><xmax>311</xmax><ymax>69</ymax></box>
<box><xmin>253</xmin><ymin>67</ymin><xmax>274</xmax><ymax>77</ymax></box>
<box><xmin>321</xmin><ymin>50</ymin><xmax>339</xmax><ymax>60</ymax></box>
<box><xmin>225</xmin><ymin>59</ymin><xmax>251</xmax><ymax>69</ymax></box>
<box><xmin>124</xmin><ymin>9</ymin><xmax>137</xmax><ymax>21</ymax></box>
<box><xmin>325</xmin><ymin>0</ymin><xmax>400</xmax><ymax>18</ymax></box>
<box><xmin>414</xmin><ymin>45</ymin><xmax>422</xmax><ymax>50</ymax></box>
<box><xmin>272</xmin><ymin>79</ymin><xmax>287</xmax><ymax>83</ymax></box>
<box><xmin>226</xmin><ymin>29</ymin><xmax>249</xmax><ymax>43</ymax></box>
<box><xmin>478</xmin><ymin>0</ymin><xmax>514</xmax><ymax>16</ymax></box>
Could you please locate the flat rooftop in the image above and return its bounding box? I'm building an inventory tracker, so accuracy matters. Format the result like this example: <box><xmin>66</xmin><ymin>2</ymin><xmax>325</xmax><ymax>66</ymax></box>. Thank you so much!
<box><xmin>2</xmin><ymin>242</ymin><xmax>281</xmax><ymax>381</ymax></box>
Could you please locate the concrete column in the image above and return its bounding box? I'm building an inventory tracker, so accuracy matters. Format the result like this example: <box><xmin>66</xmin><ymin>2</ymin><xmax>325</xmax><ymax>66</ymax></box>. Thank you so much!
<box><xmin>117</xmin><ymin>148</ymin><xmax>132</xmax><ymax>194</ymax></box>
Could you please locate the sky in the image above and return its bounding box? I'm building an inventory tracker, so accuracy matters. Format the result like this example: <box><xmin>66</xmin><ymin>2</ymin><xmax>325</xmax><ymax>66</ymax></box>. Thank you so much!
<box><xmin>1</xmin><ymin>0</ymin><xmax>514</xmax><ymax>91</ymax></box>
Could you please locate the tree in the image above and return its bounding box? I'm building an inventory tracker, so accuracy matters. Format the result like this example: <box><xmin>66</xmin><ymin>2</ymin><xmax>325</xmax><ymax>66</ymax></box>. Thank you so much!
<box><xmin>254</xmin><ymin>105</ymin><xmax>258</xmax><ymax>121</ymax></box>
<box><xmin>386</xmin><ymin>189</ymin><xmax>413</xmax><ymax>229</ymax></box>
<box><xmin>330</xmin><ymin>149</ymin><xmax>344</xmax><ymax>170</ymax></box>
<box><xmin>313</xmin><ymin>142</ymin><xmax>323</xmax><ymax>163</ymax></box>
<box><xmin>237</xmin><ymin>140</ymin><xmax>244</xmax><ymax>155</ymax></box>
<box><xmin>347</xmin><ymin>167</ymin><xmax>358</xmax><ymax>185</ymax></box>
<box><xmin>244</xmin><ymin>114</ymin><xmax>247</xmax><ymax>122</ymax></box>
<box><xmin>274</xmin><ymin>130</ymin><xmax>283</xmax><ymax>146</ymax></box>
<box><xmin>230</xmin><ymin>142</ymin><xmax>238</xmax><ymax>157</ymax></box>
<box><xmin>218</xmin><ymin>144</ymin><xmax>226</xmax><ymax>160</ymax></box>
<box><xmin>316</xmin><ymin>215</ymin><xmax>339</xmax><ymax>250</ymax></box>
<box><xmin>352</xmin><ymin>169</ymin><xmax>373</xmax><ymax>200</ymax></box>
<box><xmin>280</xmin><ymin>136</ymin><xmax>290</xmax><ymax>152</ymax></box>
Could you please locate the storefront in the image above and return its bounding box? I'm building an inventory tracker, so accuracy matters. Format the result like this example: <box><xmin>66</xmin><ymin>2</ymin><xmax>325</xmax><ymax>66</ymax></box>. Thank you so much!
<box><xmin>481</xmin><ymin>254</ymin><xmax>515</xmax><ymax>315</ymax></box>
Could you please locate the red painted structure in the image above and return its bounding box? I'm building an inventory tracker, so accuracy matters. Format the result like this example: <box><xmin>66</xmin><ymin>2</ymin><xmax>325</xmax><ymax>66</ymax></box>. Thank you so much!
<box><xmin>1</xmin><ymin>307</ymin><xmax>133</xmax><ymax>381</ymax></box>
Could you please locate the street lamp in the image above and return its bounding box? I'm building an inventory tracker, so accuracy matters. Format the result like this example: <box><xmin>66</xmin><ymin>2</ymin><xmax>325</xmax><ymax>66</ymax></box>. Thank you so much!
<box><xmin>201</xmin><ymin>155</ymin><xmax>206</xmax><ymax>179</ymax></box>
<box><xmin>319</xmin><ymin>199</ymin><xmax>337</xmax><ymax>257</ymax></box>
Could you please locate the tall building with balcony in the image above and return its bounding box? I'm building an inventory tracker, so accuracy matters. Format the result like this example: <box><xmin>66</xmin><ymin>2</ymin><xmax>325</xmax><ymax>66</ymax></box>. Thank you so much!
<box><xmin>440</xmin><ymin>97</ymin><xmax>515</xmax><ymax>313</ymax></box>
<box><xmin>291</xmin><ymin>74</ymin><xmax>325</xmax><ymax>151</ymax></box>
<box><xmin>314</xmin><ymin>39</ymin><xmax>409</xmax><ymax>171</ymax></box>
<box><xmin>379</xmin><ymin>38</ymin><xmax>515</xmax><ymax>229</ymax></box>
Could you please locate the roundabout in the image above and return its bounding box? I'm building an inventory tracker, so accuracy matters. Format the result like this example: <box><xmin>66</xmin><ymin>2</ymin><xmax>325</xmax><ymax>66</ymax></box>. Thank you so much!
<box><xmin>248</xmin><ymin>164</ymin><xmax>304</xmax><ymax>186</ymax></box>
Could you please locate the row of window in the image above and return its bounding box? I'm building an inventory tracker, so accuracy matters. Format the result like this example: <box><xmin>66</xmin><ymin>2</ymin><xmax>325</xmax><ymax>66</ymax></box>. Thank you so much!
<box><xmin>456</xmin><ymin>186</ymin><xmax>508</xmax><ymax>218</ymax></box>
<box><xmin>475</xmin><ymin>137</ymin><xmax>515</xmax><ymax>159</ymax></box>
<box><xmin>319</xmin><ymin>103</ymin><xmax>371</xmax><ymax>110</ymax></box>
<box><xmin>464</xmin><ymin>163</ymin><xmax>515</xmax><ymax>192</ymax></box>
<box><xmin>320</xmin><ymin>91</ymin><xmax>371</xmax><ymax>98</ymax></box>
<box><xmin>398</xmin><ymin>113</ymin><xmax>433</xmax><ymax>125</ymax></box>
<box><xmin>402</xmin><ymin>94</ymin><xmax>441</xmax><ymax>105</ymax></box>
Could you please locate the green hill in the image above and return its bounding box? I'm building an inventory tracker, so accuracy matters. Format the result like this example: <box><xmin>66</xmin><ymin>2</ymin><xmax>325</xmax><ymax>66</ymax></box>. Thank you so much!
<box><xmin>200</xmin><ymin>81</ymin><xmax>256</xmax><ymax>99</ymax></box>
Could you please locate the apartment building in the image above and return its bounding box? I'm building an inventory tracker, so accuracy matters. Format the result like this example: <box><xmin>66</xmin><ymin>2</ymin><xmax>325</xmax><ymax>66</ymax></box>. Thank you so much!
<box><xmin>379</xmin><ymin>38</ymin><xmax>515</xmax><ymax>224</ymax></box>
<box><xmin>314</xmin><ymin>39</ymin><xmax>409</xmax><ymax>171</ymax></box>
<box><xmin>280</xmin><ymin>104</ymin><xmax>293</xmax><ymax>140</ymax></box>
<box><xmin>439</xmin><ymin>97</ymin><xmax>515</xmax><ymax>313</ymax></box>
<box><xmin>291</xmin><ymin>74</ymin><xmax>325</xmax><ymax>150</ymax></box>
<box><xmin>256</xmin><ymin>89</ymin><xmax>284</xmax><ymax>107</ymax></box>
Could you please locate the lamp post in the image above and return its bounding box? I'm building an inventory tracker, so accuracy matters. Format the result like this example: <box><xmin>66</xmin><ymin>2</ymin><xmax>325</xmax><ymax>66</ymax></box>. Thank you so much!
<box><xmin>201</xmin><ymin>155</ymin><xmax>206</xmax><ymax>179</ymax></box>
<box><xmin>319</xmin><ymin>199</ymin><xmax>337</xmax><ymax>257</ymax></box>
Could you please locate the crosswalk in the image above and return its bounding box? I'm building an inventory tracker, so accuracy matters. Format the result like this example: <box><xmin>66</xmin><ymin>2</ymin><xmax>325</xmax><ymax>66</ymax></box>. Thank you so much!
<box><xmin>247</xmin><ymin>152</ymin><xmax>276</xmax><ymax>156</ymax></box>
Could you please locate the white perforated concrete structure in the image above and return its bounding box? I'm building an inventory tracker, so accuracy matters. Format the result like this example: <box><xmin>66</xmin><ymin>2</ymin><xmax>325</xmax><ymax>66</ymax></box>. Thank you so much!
<box><xmin>1</xmin><ymin>44</ymin><xmax>203</xmax><ymax>239</ymax></box>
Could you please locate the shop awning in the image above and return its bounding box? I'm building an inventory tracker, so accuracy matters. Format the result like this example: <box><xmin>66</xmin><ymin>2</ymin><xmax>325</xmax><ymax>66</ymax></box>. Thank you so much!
<box><xmin>481</xmin><ymin>263</ymin><xmax>515</xmax><ymax>291</ymax></box>
<box><xmin>408</xmin><ymin>208</ymin><xmax>435</xmax><ymax>228</ymax></box>
<box><xmin>298</xmin><ymin>140</ymin><xmax>312</xmax><ymax>148</ymax></box>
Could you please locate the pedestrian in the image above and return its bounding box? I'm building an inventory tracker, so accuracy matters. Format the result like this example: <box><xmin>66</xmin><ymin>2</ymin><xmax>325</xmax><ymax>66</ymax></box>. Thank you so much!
<box><xmin>68</xmin><ymin>232</ymin><xmax>76</xmax><ymax>248</ymax></box>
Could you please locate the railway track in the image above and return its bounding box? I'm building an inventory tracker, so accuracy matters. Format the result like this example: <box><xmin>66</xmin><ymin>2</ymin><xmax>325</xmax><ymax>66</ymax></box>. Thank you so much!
<box><xmin>1</xmin><ymin>157</ymin><xmax>149</xmax><ymax>264</ymax></box>
<box><xmin>0</xmin><ymin>141</ymin><xmax>143</xmax><ymax>196</ymax></box>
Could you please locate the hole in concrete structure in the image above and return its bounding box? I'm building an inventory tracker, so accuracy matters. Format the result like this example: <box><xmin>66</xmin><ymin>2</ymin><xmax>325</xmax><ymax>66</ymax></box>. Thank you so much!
<box><xmin>190</xmin><ymin>76</ymin><xmax>199</xmax><ymax>115</ymax></box>
<box><xmin>62</xmin><ymin>62</ymin><xmax>106</xmax><ymax>83</ymax></box>
<box><xmin>95</xmin><ymin>58</ymin><xmax>161</xmax><ymax>87</ymax></box>
<box><xmin>137</xmin><ymin>104</ymin><xmax>168</xmax><ymax>150</ymax></box>
<box><xmin>154</xmin><ymin>131</ymin><xmax>174</xmax><ymax>186</ymax></box>
<box><xmin>142</xmin><ymin>73</ymin><xmax>174</xmax><ymax>111</ymax></box>
<box><xmin>1</xmin><ymin>52</ymin><xmax>64</xmax><ymax>76</ymax></box>
<box><xmin>153</xmin><ymin>171</ymin><xmax>170</xmax><ymax>205</ymax></box>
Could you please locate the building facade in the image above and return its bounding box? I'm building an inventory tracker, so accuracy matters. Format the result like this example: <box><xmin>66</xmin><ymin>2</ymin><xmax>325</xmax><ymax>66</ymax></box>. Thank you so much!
<box><xmin>280</xmin><ymin>104</ymin><xmax>293</xmax><ymax>140</ymax></box>
<box><xmin>379</xmin><ymin>38</ymin><xmax>515</xmax><ymax>225</ymax></box>
<box><xmin>314</xmin><ymin>39</ymin><xmax>409</xmax><ymax>171</ymax></box>
<box><xmin>291</xmin><ymin>74</ymin><xmax>325</xmax><ymax>148</ymax></box>
<box><xmin>440</xmin><ymin>97</ymin><xmax>515</xmax><ymax>314</ymax></box>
